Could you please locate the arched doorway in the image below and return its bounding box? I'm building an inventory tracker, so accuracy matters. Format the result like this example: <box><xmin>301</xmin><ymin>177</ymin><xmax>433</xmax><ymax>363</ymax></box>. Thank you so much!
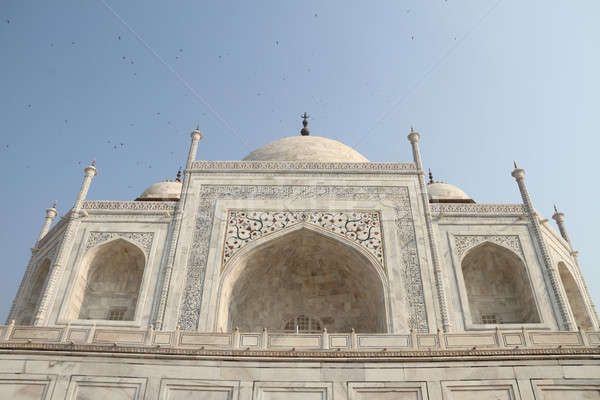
<box><xmin>461</xmin><ymin>242</ymin><xmax>540</xmax><ymax>324</ymax></box>
<box><xmin>18</xmin><ymin>258</ymin><xmax>51</xmax><ymax>325</ymax></box>
<box><xmin>558</xmin><ymin>262</ymin><xmax>592</xmax><ymax>330</ymax></box>
<box><xmin>218</xmin><ymin>226</ymin><xmax>388</xmax><ymax>333</ymax></box>
<box><xmin>75</xmin><ymin>239</ymin><xmax>145</xmax><ymax>321</ymax></box>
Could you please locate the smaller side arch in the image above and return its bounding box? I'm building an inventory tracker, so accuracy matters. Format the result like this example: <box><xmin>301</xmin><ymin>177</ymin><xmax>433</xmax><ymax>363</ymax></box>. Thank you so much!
<box><xmin>557</xmin><ymin>262</ymin><xmax>593</xmax><ymax>330</ymax></box>
<box><xmin>17</xmin><ymin>259</ymin><xmax>51</xmax><ymax>325</ymax></box>
<box><xmin>70</xmin><ymin>238</ymin><xmax>146</xmax><ymax>321</ymax></box>
<box><xmin>461</xmin><ymin>241</ymin><xmax>540</xmax><ymax>324</ymax></box>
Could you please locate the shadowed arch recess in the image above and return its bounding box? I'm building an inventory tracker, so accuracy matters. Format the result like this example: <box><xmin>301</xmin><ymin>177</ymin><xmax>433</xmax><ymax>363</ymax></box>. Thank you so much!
<box><xmin>18</xmin><ymin>258</ymin><xmax>51</xmax><ymax>325</ymax></box>
<box><xmin>76</xmin><ymin>238</ymin><xmax>145</xmax><ymax>321</ymax></box>
<box><xmin>461</xmin><ymin>241</ymin><xmax>540</xmax><ymax>324</ymax></box>
<box><xmin>218</xmin><ymin>226</ymin><xmax>388</xmax><ymax>333</ymax></box>
<box><xmin>558</xmin><ymin>262</ymin><xmax>593</xmax><ymax>330</ymax></box>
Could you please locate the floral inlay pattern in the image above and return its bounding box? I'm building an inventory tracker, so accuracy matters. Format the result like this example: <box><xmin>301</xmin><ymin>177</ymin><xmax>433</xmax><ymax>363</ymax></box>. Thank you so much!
<box><xmin>223</xmin><ymin>210</ymin><xmax>384</xmax><ymax>267</ymax></box>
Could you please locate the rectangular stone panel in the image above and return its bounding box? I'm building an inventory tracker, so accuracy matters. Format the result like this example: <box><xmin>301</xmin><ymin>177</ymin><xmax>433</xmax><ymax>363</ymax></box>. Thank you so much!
<box><xmin>588</xmin><ymin>332</ymin><xmax>600</xmax><ymax>345</ymax></box>
<box><xmin>240</xmin><ymin>334</ymin><xmax>260</xmax><ymax>347</ymax></box>
<box><xmin>254</xmin><ymin>381</ymin><xmax>332</xmax><ymax>400</ymax></box>
<box><xmin>67</xmin><ymin>329</ymin><xmax>89</xmax><ymax>344</ymax></box>
<box><xmin>93</xmin><ymin>329</ymin><xmax>145</xmax><ymax>345</ymax></box>
<box><xmin>417</xmin><ymin>335</ymin><xmax>437</xmax><ymax>347</ymax></box>
<box><xmin>11</xmin><ymin>327</ymin><xmax>62</xmax><ymax>342</ymax></box>
<box><xmin>329</xmin><ymin>335</ymin><xmax>349</xmax><ymax>348</ymax></box>
<box><xmin>348</xmin><ymin>382</ymin><xmax>428</xmax><ymax>400</ymax></box>
<box><xmin>0</xmin><ymin>379</ymin><xmax>49</xmax><ymax>400</ymax></box>
<box><xmin>153</xmin><ymin>332</ymin><xmax>173</xmax><ymax>345</ymax></box>
<box><xmin>445</xmin><ymin>333</ymin><xmax>497</xmax><ymax>348</ymax></box>
<box><xmin>160</xmin><ymin>379</ymin><xmax>238</xmax><ymax>400</ymax></box>
<box><xmin>532</xmin><ymin>379</ymin><xmax>600</xmax><ymax>400</ymax></box>
<box><xmin>503</xmin><ymin>333</ymin><xmax>524</xmax><ymax>346</ymax></box>
<box><xmin>179</xmin><ymin>333</ymin><xmax>232</xmax><ymax>347</ymax></box>
<box><xmin>530</xmin><ymin>332</ymin><xmax>582</xmax><ymax>346</ymax></box>
<box><xmin>442</xmin><ymin>380</ymin><xmax>519</xmax><ymax>400</ymax></box>
<box><xmin>268</xmin><ymin>334</ymin><xmax>321</xmax><ymax>349</ymax></box>
<box><xmin>358</xmin><ymin>335</ymin><xmax>410</xmax><ymax>349</ymax></box>
<box><xmin>66</xmin><ymin>376</ymin><xmax>146</xmax><ymax>400</ymax></box>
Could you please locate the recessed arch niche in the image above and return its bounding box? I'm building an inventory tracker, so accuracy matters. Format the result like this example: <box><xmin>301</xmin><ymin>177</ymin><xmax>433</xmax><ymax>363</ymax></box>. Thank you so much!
<box><xmin>18</xmin><ymin>258</ymin><xmax>51</xmax><ymax>325</ymax></box>
<box><xmin>74</xmin><ymin>238</ymin><xmax>145</xmax><ymax>321</ymax></box>
<box><xmin>558</xmin><ymin>262</ymin><xmax>593</xmax><ymax>330</ymax></box>
<box><xmin>217</xmin><ymin>226</ymin><xmax>388</xmax><ymax>333</ymax></box>
<box><xmin>461</xmin><ymin>242</ymin><xmax>540</xmax><ymax>324</ymax></box>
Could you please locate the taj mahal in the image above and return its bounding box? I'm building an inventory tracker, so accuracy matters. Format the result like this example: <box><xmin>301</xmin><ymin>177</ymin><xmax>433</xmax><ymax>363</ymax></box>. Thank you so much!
<box><xmin>1</xmin><ymin>118</ymin><xmax>599</xmax><ymax>399</ymax></box>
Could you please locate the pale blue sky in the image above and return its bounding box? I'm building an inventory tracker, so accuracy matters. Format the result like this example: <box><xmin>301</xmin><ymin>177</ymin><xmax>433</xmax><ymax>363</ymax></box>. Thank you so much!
<box><xmin>1</xmin><ymin>1</ymin><xmax>599</xmax><ymax>323</ymax></box>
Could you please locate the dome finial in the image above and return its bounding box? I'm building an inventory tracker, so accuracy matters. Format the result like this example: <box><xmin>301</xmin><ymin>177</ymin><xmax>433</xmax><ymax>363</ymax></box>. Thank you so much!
<box><xmin>428</xmin><ymin>168</ymin><xmax>434</xmax><ymax>184</ymax></box>
<box><xmin>176</xmin><ymin>167</ymin><xmax>182</xmax><ymax>182</ymax></box>
<box><xmin>300</xmin><ymin>112</ymin><xmax>310</xmax><ymax>136</ymax></box>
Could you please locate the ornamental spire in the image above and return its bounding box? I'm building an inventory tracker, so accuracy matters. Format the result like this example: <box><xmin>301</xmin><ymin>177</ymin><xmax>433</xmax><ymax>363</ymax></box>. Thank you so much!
<box><xmin>428</xmin><ymin>169</ymin><xmax>434</xmax><ymax>184</ymax></box>
<box><xmin>300</xmin><ymin>112</ymin><xmax>310</xmax><ymax>136</ymax></box>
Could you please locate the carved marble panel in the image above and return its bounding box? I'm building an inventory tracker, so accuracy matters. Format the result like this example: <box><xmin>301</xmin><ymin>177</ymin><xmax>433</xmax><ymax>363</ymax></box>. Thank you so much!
<box><xmin>179</xmin><ymin>184</ymin><xmax>426</xmax><ymax>332</ymax></box>
<box><xmin>454</xmin><ymin>235</ymin><xmax>524</xmax><ymax>260</ymax></box>
<box><xmin>85</xmin><ymin>232</ymin><xmax>154</xmax><ymax>254</ymax></box>
<box><xmin>223</xmin><ymin>210</ymin><xmax>384</xmax><ymax>267</ymax></box>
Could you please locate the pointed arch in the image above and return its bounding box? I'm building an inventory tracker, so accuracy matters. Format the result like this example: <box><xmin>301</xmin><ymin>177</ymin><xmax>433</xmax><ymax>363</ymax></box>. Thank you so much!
<box><xmin>216</xmin><ymin>224</ymin><xmax>389</xmax><ymax>333</ymax></box>
<box><xmin>557</xmin><ymin>262</ymin><xmax>593</xmax><ymax>330</ymax></box>
<box><xmin>461</xmin><ymin>241</ymin><xmax>540</xmax><ymax>324</ymax></box>
<box><xmin>17</xmin><ymin>258</ymin><xmax>51</xmax><ymax>325</ymax></box>
<box><xmin>73</xmin><ymin>238</ymin><xmax>146</xmax><ymax>321</ymax></box>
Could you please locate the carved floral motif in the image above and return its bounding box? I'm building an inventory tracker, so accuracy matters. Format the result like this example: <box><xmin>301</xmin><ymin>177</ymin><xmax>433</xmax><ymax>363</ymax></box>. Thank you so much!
<box><xmin>81</xmin><ymin>200</ymin><xmax>176</xmax><ymax>211</ymax></box>
<box><xmin>192</xmin><ymin>160</ymin><xmax>416</xmax><ymax>172</ymax></box>
<box><xmin>454</xmin><ymin>235</ymin><xmax>524</xmax><ymax>260</ymax></box>
<box><xmin>86</xmin><ymin>232</ymin><xmax>154</xmax><ymax>254</ymax></box>
<box><xmin>223</xmin><ymin>210</ymin><xmax>383</xmax><ymax>267</ymax></box>
<box><xmin>431</xmin><ymin>203</ymin><xmax>525</xmax><ymax>215</ymax></box>
<box><xmin>179</xmin><ymin>185</ymin><xmax>427</xmax><ymax>332</ymax></box>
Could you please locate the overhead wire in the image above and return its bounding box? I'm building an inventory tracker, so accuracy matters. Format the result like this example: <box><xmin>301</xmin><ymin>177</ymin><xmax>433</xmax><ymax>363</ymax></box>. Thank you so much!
<box><xmin>98</xmin><ymin>0</ymin><xmax>252</xmax><ymax>150</ymax></box>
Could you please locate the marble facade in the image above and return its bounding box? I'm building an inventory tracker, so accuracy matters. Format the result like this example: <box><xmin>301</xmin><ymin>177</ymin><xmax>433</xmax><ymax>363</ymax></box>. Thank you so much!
<box><xmin>2</xmin><ymin>128</ymin><xmax>599</xmax><ymax>398</ymax></box>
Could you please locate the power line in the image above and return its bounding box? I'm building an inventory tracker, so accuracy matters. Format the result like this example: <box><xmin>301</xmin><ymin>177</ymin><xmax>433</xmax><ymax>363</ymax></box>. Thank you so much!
<box><xmin>98</xmin><ymin>0</ymin><xmax>251</xmax><ymax>150</ymax></box>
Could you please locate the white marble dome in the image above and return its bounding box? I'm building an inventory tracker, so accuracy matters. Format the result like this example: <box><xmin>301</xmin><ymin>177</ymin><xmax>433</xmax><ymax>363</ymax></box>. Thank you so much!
<box><xmin>243</xmin><ymin>136</ymin><xmax>369</xmax><ymax>162</ymax></box>
<box><xmin>136</xmin><ymin>180</ymin><xmax>182</xmax><ymax>201</ymax></box>
<box><xmin>427</xmin><ymin>181</ymin><xmax>473</xmax><ymax>203</ymax></box>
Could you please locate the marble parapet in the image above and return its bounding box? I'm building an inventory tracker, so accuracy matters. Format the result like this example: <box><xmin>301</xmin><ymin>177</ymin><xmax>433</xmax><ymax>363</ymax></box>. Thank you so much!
<box><xmin>1</xmin><ymin>325</ymin><xmax>598</xmax><ymax>354</ymax></box>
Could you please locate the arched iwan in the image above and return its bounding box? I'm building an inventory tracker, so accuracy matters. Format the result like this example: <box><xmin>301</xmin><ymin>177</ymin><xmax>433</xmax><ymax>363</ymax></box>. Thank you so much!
<box><xmin>71</xmin><ymin>238</ymin><xmax>145</xmax><ymax>321</ymax></box>
<box><xmin>461</xmin><ymin>241</ymin><xmax>540</xmax><ymax>324</ymax></box>
<box><xmin>18</xmin><ymin>258</ymin><xmax>51</xmax><ymax>325</ymax></box>
<box><xmin>558</xmin><ymin>262</ymin><xmax>593</xmax><ymax>330</ymax></box>
<box><xmin>216</xmin><ymin>224</ymin><xmax>389</xmax><ymax>333</ymax></box>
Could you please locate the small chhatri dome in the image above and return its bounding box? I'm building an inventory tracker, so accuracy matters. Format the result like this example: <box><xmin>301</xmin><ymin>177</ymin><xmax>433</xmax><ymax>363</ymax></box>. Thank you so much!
<box><xmin>136</xmin><ymin>171</ymin><xmax>182</xmax><ymax>201</ymax></box>
<box><xmin>427</xmin><ymin>171</ymin><xmax>474</xmax><ymax>203</ymax></box>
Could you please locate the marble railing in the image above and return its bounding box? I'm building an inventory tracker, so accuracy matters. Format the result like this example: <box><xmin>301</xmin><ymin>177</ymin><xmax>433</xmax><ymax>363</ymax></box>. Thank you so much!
<box><xmin>1</xmin><ymin>324</ymin><xmax>598</xmax><ymax>351</ymax></box>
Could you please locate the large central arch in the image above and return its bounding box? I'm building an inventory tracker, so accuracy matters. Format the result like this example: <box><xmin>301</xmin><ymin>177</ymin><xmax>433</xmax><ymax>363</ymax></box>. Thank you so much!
<box><xmin>216</xmin><ymin>225</ymin><xmax>388</xmax><ymax>333</ymax></box>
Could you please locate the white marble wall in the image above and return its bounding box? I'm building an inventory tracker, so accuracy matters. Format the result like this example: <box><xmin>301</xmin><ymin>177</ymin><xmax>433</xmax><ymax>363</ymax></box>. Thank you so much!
<box><xmin>9</xmin><ymin>162</ymin><xmax>599</xmax><ymax>336</ymax></box>
<box><xmin>0</xmin><ymin>352</ymin><xmax>598</xmax><ymax>399</ymax></box>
